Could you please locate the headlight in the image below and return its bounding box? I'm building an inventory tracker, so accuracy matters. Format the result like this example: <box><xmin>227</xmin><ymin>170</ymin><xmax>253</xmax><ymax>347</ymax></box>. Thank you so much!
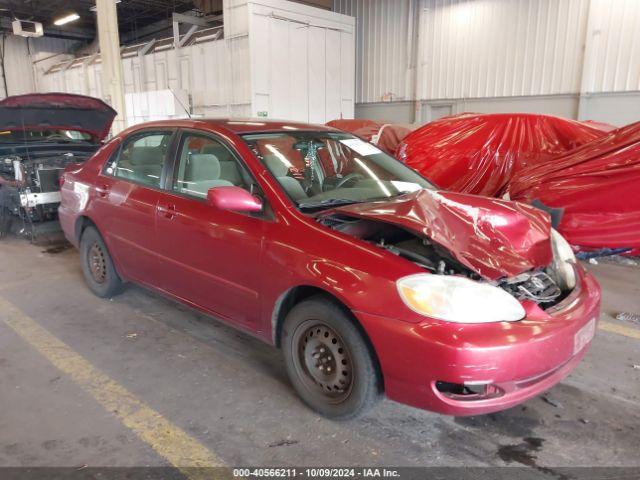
<box><xmin>550</xmin><ymin>229</ymin><xmax>576</xmax><ymax>290</ymax></box>
<box><xmin>396</xmin><ymin>274</ymin><xmax>526</xmax><ymax>323</ymax></box>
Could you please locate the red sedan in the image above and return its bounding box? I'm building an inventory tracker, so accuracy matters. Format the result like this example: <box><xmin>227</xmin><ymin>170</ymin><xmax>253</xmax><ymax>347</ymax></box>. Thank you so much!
<box><xmin>59</xmin><ymin>119</ymin><xmax>601</xmax><ymax>419</ymax></box>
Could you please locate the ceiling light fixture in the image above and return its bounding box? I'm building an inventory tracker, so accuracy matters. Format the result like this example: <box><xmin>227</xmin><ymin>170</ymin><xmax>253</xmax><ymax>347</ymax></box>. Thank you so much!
<box><xmin>53</xmin><ymin>12</ymin><xmax>80</xmax><ymax>26</ymax></box>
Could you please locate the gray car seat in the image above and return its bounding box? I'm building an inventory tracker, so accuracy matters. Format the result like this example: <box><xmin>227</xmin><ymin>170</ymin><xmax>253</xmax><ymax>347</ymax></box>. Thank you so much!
<box><xmin>201</xmin><ymin>143</ymin><xmax>243</xmax><ymax>185</ymax></box>
<box><xmin>121</xmin><ymin>146</ymin><xmax>164</xmax><ymax>184</ymax></box>
<box><xmin>182</xmin><ymin>153</ymin><xmax>233</xmax><ymax>197</ymax></box>
<box><xmin>263</xmin><ymin>155</ymin><xmax>307</xmax><ymax>202</ymax></box>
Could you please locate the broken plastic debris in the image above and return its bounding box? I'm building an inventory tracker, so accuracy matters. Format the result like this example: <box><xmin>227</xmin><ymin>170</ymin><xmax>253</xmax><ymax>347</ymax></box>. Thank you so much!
<box><xmin>542</xmin><ymin>396</ymin><xmax>563</xmax><ymax>408</ymax></box>
<box><xmin>616</xmin><ymin>312</ymin><xmax>640</xmax><ymax>326</ymax></box>
<box><xmin>588</xmin><ymin>258</ymin><xmax>598</xmax><ymax>265</ymax></box>
<box><xmin>124</xmin><ymin>333</ymin><xmax>138</xmax><ymax>339</ymax></box>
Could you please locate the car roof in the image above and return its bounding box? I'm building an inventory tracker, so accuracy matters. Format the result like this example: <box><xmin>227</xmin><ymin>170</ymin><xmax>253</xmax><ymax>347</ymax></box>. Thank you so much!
<box><xmin>122</xmin><ymin>118</ymin><xmax>341</xmax><ymax>135</ymax></box>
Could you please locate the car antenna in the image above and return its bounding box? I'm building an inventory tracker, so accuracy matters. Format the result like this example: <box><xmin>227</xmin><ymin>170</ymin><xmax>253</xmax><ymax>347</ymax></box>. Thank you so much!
<box><xmin>168</xmin><ymin>86</ymin><xmax>192</xmax><ymax>119</ymax></box>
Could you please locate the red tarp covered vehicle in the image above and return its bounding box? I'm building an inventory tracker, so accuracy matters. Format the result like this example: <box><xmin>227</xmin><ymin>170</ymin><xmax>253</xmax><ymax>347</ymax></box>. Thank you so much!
<box><xmin>507</xmin><ymin>121</ymin><xmax>640</xmax><ymax>252</ymax></box>
<box><xmin>326</xmin><ymin>119</ymin><xmax>418</xmax><ymax>155</ymax></box>
<box><xmin>396</xmin><ymin>113</ymin><xmax>611</xmax><ymax>197</ymax></box>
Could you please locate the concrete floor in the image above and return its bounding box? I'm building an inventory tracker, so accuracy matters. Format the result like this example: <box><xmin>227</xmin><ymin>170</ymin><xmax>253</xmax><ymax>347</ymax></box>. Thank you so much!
<box><xmin>1</xmin><ymin>236</ymin><xmax>639</xmax><ymax>476</ymax></box>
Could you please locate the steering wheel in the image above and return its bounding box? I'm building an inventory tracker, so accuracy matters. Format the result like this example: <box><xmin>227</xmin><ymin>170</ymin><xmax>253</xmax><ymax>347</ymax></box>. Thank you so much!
<box><xmin>335</xmin><ymin>172</ymin><xmax>364</xmax><ymax>189</ymax></box>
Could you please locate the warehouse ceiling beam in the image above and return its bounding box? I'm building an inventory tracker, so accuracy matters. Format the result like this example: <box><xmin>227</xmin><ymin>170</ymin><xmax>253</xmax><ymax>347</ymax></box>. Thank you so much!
<box><xmin>172</xmin><ymin>12</ymin><xmax>211</xmax><ymax>90</ymax></box>
<box><xmin>138</xmin><ymin>39</ymin><xmax>158</xmax><ymax>56</ymax></box>
<box><xmin>178</xmin><ymin>24</ymin><xmax>199</xmax><ymax>48</ymax></box>
<box><xmin>61</xmin><ymin>58</ymin><xmax>78</xmax><ymax>72</ymax></box>
<box><xmin>172</xmin><ymin>12</ymin><xmax>211</xmax><ymax>28</ymax></box>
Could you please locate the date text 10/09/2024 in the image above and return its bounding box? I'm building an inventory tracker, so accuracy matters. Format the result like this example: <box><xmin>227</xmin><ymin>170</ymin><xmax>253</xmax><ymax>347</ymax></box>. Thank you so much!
<box><xmin>233</xmin><ymin>468</ymin><xmax>401</xmax><ymax>478</ymax></box>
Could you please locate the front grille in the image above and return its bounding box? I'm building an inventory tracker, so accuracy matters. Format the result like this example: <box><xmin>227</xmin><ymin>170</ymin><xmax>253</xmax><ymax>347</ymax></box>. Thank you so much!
<box><xmin>499</xmin><ymin>271</ymin><xmax>562</xmax><ymax>304</ymax></box>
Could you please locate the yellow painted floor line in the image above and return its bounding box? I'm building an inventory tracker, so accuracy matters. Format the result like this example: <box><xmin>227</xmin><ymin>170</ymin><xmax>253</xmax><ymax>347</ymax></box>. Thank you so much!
<box><xmin>0</xmin><ymin>297</ymin><xmax>224</xmax><ymax>479</ymax></box>
<box><xmin>599</xmin><ymin>321</ymin><xmax>640</xmax><ymax>340</ymax></box>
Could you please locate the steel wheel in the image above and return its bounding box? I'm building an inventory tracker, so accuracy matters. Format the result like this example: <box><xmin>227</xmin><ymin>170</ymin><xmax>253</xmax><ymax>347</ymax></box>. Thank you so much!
<box><xmin>292</xmin><ymin>320</ymin><xmax>354</xmax><ymax>403</ymax></box>
<box><xmin>87</xmin><ymin>242</ymin><xmax>107</xmax><ymax>284</ymax></box>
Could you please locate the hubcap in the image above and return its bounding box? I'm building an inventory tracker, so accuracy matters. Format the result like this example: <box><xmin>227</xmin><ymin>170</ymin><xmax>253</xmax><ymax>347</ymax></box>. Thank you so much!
<box><xmin>293</xmin><ymin>322</ymin><xmax>353</xmax><ymax>402</ymax></box>
<box><xmin>88</xmin><ymin>243</ymin><xmax>107</xmax><ymax>284</ymax></box>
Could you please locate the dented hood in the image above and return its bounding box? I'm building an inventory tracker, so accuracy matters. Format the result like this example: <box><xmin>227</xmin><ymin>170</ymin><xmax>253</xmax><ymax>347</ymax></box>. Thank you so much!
<box><xmin>326</xmin><ymin>189</ymin><xmax>553</xmax><ymax>280</ymax></box>
<box><xmin>0</xmin><ymin>93</ymin><xmax>116</xmax><ymax>142</ymax></box>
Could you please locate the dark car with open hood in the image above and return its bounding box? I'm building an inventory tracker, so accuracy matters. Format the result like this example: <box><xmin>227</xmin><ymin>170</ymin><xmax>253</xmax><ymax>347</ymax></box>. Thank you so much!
<box><xmin>59</xmin><ymin>118</ymin><xmax>601</xmax><ymax>419</ymax></box>
<box><xmin>0</xmin><ymin>93</ymin><xmax>116</xmax><ymax>239</ymax></box>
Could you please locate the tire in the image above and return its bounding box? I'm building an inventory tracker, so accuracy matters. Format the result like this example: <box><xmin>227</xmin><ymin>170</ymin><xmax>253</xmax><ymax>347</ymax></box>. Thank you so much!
<box><xmin>281</xmin><ymin>296</ymin><xmax>382</xmax><ymax>420</ymax></box>
<box><xmin>80</xmin><ymin>226</ymin><xmax>124</xmax><ymax>298</ymax></box>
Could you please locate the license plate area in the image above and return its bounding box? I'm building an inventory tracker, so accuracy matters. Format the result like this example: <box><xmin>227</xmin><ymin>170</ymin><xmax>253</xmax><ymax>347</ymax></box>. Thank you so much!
<box><xmin>574</xmin><ymin>317</ymin><xmax>596</xmax><ymax>355</ymax></box>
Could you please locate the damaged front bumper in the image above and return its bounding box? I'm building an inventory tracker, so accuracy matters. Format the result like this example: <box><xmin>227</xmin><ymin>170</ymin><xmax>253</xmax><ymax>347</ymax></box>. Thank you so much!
<box><xmin>355</xmin><ymin>265</ymin><xmax>601</xmax><ymax>416</ymax></box>
<box><xmin>20</xmin><ymin>191</ymin><xmax>61</xmax><ymax>208</ymax></box>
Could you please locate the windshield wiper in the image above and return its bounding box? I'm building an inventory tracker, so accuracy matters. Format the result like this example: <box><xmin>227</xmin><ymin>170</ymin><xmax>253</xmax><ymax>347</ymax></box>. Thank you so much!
<box><xmin>298</xmin><ymin>198</ymin><xmax>367</xmax><ymax>211</ymax></box>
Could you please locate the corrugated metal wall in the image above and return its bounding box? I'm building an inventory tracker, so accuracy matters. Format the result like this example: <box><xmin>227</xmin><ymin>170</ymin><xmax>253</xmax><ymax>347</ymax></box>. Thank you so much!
<box><xmin>333</xmin><ymin>0</ymin><xmax>414</xmax><ymax>103</ymax></box>
<box><xmin>1</xmin><ymin>36</ymin><xmax>36</xmax><ymax>97</ymax></box>
<box><xmin>334</xmin><ymin>0</ymin><xmax>640</xmax><ymax>104</ymax></box>
<box><xmin>38</xmin><ymin>34</ymin><xmax>253</xmax><ymax>120</ymax></box>
<box><xmin>582</xmin><ymin>0</ymin><xmax>640</xmax><ymax>93</ymax></box>
<box><xmin>419</xmin><ymin>0</ymin><xmax>589</xmax><ymax>99</ymax></box>
<box><xmin>1</xmin><ymin>35</ymin><xmax>82</xmax><ymax>99</ymax></box>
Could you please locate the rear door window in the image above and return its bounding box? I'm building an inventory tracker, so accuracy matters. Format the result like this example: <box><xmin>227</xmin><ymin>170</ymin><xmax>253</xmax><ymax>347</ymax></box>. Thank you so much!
<box><xmin>105</xmin><ymin>131</ymin><xmax>173</xmax><ymax>188</ymax></box>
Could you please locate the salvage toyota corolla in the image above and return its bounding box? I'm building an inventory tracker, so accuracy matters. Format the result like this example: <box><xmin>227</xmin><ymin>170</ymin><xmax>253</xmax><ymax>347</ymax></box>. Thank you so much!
<box><xmin>59</xmin><ymin>119</ymin><xmax>601</xmax><ymax>419</ymax></box>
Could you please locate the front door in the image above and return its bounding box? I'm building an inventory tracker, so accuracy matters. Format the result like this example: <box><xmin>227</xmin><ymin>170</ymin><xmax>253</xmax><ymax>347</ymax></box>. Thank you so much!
<box><xmin>154</xmin><ymin>131</ymin><xmax>266</xmax><ymax>329</ymax></box>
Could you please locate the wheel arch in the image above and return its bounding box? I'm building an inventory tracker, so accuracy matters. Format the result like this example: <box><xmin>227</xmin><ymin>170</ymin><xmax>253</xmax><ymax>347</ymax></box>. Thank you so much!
<box><xmin>271</xmin><ymin>285</ymin><xmax>384</xmax><ymax>390</ymax></box>
<box><xmin>74</xmin><ymin>215</ymin><xmax>100</xmax><ymax>245</ymax></box>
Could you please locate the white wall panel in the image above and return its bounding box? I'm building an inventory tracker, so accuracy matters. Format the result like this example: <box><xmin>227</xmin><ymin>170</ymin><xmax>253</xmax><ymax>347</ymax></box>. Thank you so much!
<box><xmin>39</xmin><ymin>33</ymin><xmax>251</xmax><ymax>123</ymax></box>
<box><xmin>336</xmin><ymin>0</ymin><xmax>640</xmax><ymax>106</ymax></box>
<box><xmin>419</xmin><ymin>0</ymin><xmax>590</xmax><ymax>99</ymax></box>
<box><xmin>1</xmin><ymin>36</ymin><xmax>36</xmax><ymax>97</ymax></box>
<box><xmin>248</xmin><ymin>0</ymin><xmax>355</xmax><ymax>122</ymax></box>
<box><xmin>36</xmin><ymin>0</ymin><xmax>353</xmax><ymax>124</ymax></box>
<box><xmin>582</xmin><ymin>0</ymin><xmax>640</xmax><ymax>93</ymax></box>
<box><xmin>308</xmin><ymin>27</ymin><xmax>327</xmax><ymax>123</ymax></box>
<box><xmin>334</xmin><ymin>0</ymin><xmax>414</xmax><ymax>103</ymax></box>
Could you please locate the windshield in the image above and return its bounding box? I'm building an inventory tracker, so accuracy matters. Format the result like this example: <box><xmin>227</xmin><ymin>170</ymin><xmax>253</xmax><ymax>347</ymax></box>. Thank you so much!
<box><xmin>0</xmin><ymin>129</ymin><xmax>93</xmax><ymax>144</ymax></box>
<box><xmin>242</xmin><ymin>131</ymin><xmax>434</xmax><ymax>210</ymax></box>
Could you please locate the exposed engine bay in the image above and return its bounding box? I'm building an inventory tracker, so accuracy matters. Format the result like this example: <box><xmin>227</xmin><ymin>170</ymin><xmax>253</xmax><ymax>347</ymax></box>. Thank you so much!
<box><xmin>0</xmin><ymin>92</ymin><xmax>117</xmax><ymax>240</ymax></box>
<box><xmin>0</xmin><ymin>145</ymin><xmax>97</xmax><ymax>238</ymax></box>
<box><xmin>319</xmin><ymin>213</ymin><xmax>573</xmax><ymax>309</ymax></box>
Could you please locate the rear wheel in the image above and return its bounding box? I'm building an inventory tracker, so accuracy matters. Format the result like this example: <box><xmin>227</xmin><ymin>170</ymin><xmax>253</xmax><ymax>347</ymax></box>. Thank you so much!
<box><xmin>281</xmin><ymin>296</ymin><xmax>381</xmax><ymax>420</ymax></box>
<box><xmin>80</xmin><ymin>226</ymin><xmax>123</xmax><ymax>298</ymax></box>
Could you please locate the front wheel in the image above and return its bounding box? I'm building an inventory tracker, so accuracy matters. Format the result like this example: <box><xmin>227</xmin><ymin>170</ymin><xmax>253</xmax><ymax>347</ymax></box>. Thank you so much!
<box><xmin>281</xmin><ymin>296</ymin><xmax>381</xmax><ymax>420</ymax></box>
<box><xmin>80</xmin><ymin>226</ymin><xmax>124</xmax><ymax>298</ymax></box>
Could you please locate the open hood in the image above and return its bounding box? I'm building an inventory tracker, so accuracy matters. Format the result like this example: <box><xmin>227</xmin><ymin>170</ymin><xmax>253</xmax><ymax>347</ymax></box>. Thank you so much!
<box><xmin>0</xmin><ymin>93</ymin><xmax>117</xmax><ymax>142</ymax></box>
<box><xmin>323</xmin><ymin>189</ymin><xmax>553</xmax><ymax>280</ymax></box>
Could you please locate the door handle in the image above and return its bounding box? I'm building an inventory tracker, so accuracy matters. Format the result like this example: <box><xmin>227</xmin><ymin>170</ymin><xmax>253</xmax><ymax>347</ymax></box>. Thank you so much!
<box><xmin>95</xmin><ymin>184</ymin><xmax>110</xmax><ymax>197</ymax></box>
<box><xmin>157</xmin><ymin>203</ymin><xmax>177</xmax><ymax>219</ymax></box>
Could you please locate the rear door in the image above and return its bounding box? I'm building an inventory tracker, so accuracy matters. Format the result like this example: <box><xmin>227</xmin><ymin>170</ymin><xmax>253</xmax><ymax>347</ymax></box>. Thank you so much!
<box><xmin>92</xmin><ymin>129</ymin><xmax>175</xmax><ymax>286</ymax></box>
<box><xmin>154</xmin><ymin>130</ymin><xmax>267</xmax><ymax>329</ymax></box>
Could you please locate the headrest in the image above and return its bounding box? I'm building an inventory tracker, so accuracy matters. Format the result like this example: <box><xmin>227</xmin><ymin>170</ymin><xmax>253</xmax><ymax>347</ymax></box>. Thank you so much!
<box><xmin>187</xmin><ymin>153</ymin><xmax>221</xmax><ymax>180</ymax></box>
<box><xmin>130</xmin><ymin>146</ymin><xmax>160</xmax><ymax>165</ymax></box>
<box><xmin>201</xmin><ymin>144</ymin><xmax>228</xmax><ymax>157</ymax></box>
<box><xmin>263</xmin><ymin>154</ymin><xmax>290</xmax><ymax>177</ymax></box>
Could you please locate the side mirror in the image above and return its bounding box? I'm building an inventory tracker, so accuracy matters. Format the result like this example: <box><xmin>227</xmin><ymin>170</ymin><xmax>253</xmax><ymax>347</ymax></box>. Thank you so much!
<box><xmin>207</xmin><ymin>186</ymin><xmax>263</xmax><ymax>213</ymax></box>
